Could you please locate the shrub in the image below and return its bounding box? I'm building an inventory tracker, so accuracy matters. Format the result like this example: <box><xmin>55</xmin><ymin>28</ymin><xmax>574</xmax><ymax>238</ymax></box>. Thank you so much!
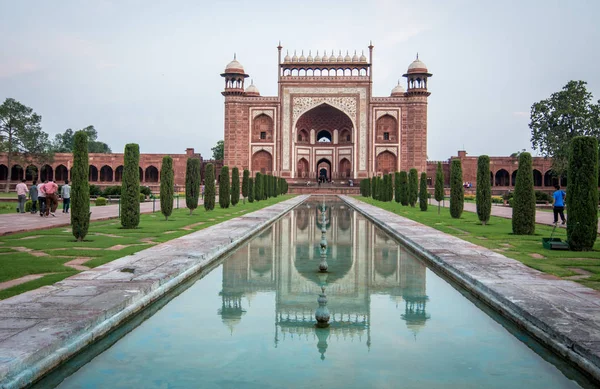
<box><xmin>388</xmin><ymin>174</ymin><xmax>394</xmax><ymax>202</ymax></box>
<box><xmin>102</xmin><ymin>185</ymin><xmax>122</xmax><ymax>197</ymax></box>
<box><xmin>89</xmin><ymin>184</ymin><xmax>102</xmax><ymax>196</ymax></box>
<box><xmin>25</xmin><ymin>200</ymin><xmax>32</xmax><ymax>212</ymax></box>
<box><xmin>476</xmin><ymin>155</ymin><xmax>491</xmax><ymax>225</ymax></box>
<box><xmin>419</xmin><ymin>172</ymin><xmax>428</xmax><ymax>211</ymax></box>
<box><xmin>248</xmin><ymin>177</ymin><xmax>254</xmax><ymax>203</ymax></box>
<box><xmin>160</xmin><ymin>156</ymin><xmax>174</xmax><ymax>220</ymax></box>
<box><xmin>512</xmin><ymin>152</ymin><xmax>536</xmax><ymax>235</ymax></box>
<box><xmin>242</xmin><ymin>169</ymin><xmax>250</xmax><ymax>199</ymax></box>
<box><xmin>399</xmin><ymin>171</ymin><xmax>408</xmax><ymax>206</ymax></box>
<box><xmin>96</xmin><ymin>197</ymin><xmax>107</xmax><ymax>206</ymax></box>
<box><xmin>254</xmin><ymin>173</ymin><xmax>262</xmax><ymax>202</ymax></box>
<box><xmin>140</xmin><ymin>186</ymin><xmax>152</xmax><ymax>196</ymax></box>
<box><xmin>139</xmin><ymin>193</ymin><xmax>145</xmax><ymax>202</ymax></box>
<box><xmin>434</xmin><ymin>162</ymin><xmax>444</xmax><ymax>214</ymax></box>
<box><xmin>185</xmin><ymin>158</ymin><xmax>200</xmax><ymax>215</ymax></box>
<box><xmin>372</xmin><ymin>176</ymin><xmax>379</xmax><ymax>200</ymax></box>
<box><xmin>535</xmin><ymin>190</ymin><xmax>553</xmax><ymax>204</ymax></box>
<box><xmin>464</xmin><ymin>194</ymin><xmax>476</xmax><ymax>201</ymax></box>
<box><xmin>371</xmin><ymin>176</ymin><xmax>376</xmax><ymax>199</ymax></box>
<box><xmin>381</xmin><ymin>175</ymin><xmax>389</xmax><ymax>201</ymax></box>
<box><xmin>121</xmin><ymin>143</ymin><xmax>140</xmax><ymax>229</ymax></box>
<box><xmin>219</xmin><ymin>166</ymin><xmax>230</xmax><ymax>208</ymax></box>
<box><xmin>408</xmin><ymin>168</ymin><xmax>418</xmax><ymax>207</ymax></box>
<box><xmin>492</xmin><ymin>196</ymin><xmax>504</xmax><ymax>204</ymax></box>
<box><xmin>273</xmin><ymin>174</ymin><xmax>279</xmax><ymax>198</ymax></box>
<box><xmin>450</xmin><ymin>159</ymin><xmax>464</xmax><ymax>219</ymax></box>
<box><xmin>567</xmin><ymin>136</ymin><xmax>599</xmax><ymax>250</ymax></box>
<box><xmin>204</xmin><ymin>163</ymin><xmax>215</xmax><ymax>211</ymax></box>
<box><xmin>231</xmin><ymin>167</ymin><xmax>240</xmax><ymax>206</ymax></box>
<box><xmin>72</xmin><ymin>131</ymin><xmax>90</xmax><ymax>241</ymax></box>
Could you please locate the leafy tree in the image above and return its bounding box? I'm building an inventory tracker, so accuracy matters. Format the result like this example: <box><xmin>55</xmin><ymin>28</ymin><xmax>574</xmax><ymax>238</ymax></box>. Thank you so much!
<box><xmin>399</xmin><ymin>171</ymin><xmax>408</xmax><ymax>206</ymax></box>
<box><xmin>52</xmin><ymin>125</ymin><xmax>112</xmax><ymax>153</ymax></box>
<box><xmin>567</xmin><ymin>137</ymin><xmax>599</xmax><ymax>250</ymax></box>
<box><xmin>512</xmin><ymin>153</ymin><xmax>536</xmax><ymax>235</ymax></box>
<box><xmin>231</xmin><ymin>167</ymin><xmax>240</xmax><ymax>206</ymax></box>
<box><xmin>219</xmin><ymin>166</ymin><xmax>230</xmax><ymax>208</ymax></box>
<box><xmin>254</xmin><ymin>173</ymin><xmax>262</xmax><ymax>202</ymax></box>
<box><xmin>419</xmin><ymin>172</ymin><xmax>428</xmax><ymax>211</ymax></box>
<box><xmin>248</xmin><ymin>177</ymin><xmax>254</xmax><ymax>203</ymax></box>
<box><xmin>394</xmin><ymin>172</ymin><xmax>401</xmax><ymax>203</ymax></box>
<box><xmin>0</xmin><ymin>98</ymin><xmax>52</xmax><ymax>191</ymax></box>
<box><xmin>71</xmin><ymin>131</ymin><xmax>90</xmax><ymax>241</ymax></box>
<box><xmin>242</xmin><ymin>169</ymin><xmax>250</xmax><ymax>200</ymax></box>
<box><xmin>476</xmin><ymin>155</ymin><xmax>491</xmax><ymax>225</ymax></box>
<box><xmin>530</xmin><ymin>80</ymin><xmax>600</xmax><ymax>175</ymax></box>
<box><xmin>212</xmin><ymin>140</ymin><xmax>224</xmax><ymax>161</ymax></box>
<box><xmin>160</xmin><ymin>156</ymin><xmax>174</xmax><ymax>221</ymax></box>
<box><xmin>450</xmin><ymin>160</ymin><xmax>464</xmax><ymax>219</ymax></box>
<box><xmin>204</xmin><ymin>163</ymin><xmax>215</xmax><ymax>210</ymax></box>
<box><xmin>121</xmin><ymin>143</ymin><xmax>140</xmax><ymax>228</ymax></box>
<box><xmin>185</xmin><ymin>157</ymin><xmax>200</xmax><ymax>215</ymax></box>
<box><xmin>434</xmin><ymin>162</ymin><xmax>444</xmax><ymax>214</ymax></box>
<box><xmin>408</xmin><ymin>168</ymin><xmax>418</xmax><ymax>207</ymax></box>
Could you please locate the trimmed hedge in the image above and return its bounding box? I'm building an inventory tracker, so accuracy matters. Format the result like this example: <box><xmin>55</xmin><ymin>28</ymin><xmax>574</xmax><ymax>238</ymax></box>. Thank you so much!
<box><xmin>160</xmin><ymin>156</ymin><xmax>174</xmax><ymax>220</ymax></box>
<box><xmin>185</xmin><ymin>157</ymin><xmax>200</xmax><ymax>215</ymax></box>
<box><xmin>419</xmin><ymin>172</ymin><xmax>428</xmax><ymax>211</ymax></box>
<box><xmin>512</xmin><ymin>152</ymin><xmax>536</xmax><ymax>235</ymax></box>
<box><xmin>567</xmin><ymin>136</ymin><xmax>599</xmax><ymax>250</ymax></box>
<box><xmin>231</xmin><ymin>167</ymin><xmax>240</xmax><ymax>206</ymax></box>
<box><xmin>408</xmin><ymin>168</ymin><xmax>418</xmax><ymax>207</ymax></box>
<box><xmin>435</xmin><ymin>162</ymin><xmax>444</xmax><ymax>214</ymax></box>
<box><xmin>399</xmin><ymin>171</ymin><xmax>408</xmax><ymax>206</ymax></box>
<box><xmin>204</xmin><ymin>163</ymin><xmax>215</xmax><ymax>211</ymax></box>
<box><xmin>219</xmin><ymin>166</ymin><xmax>230</xmax><ymax>209</ymax></box>
<box><xmin>242</xmin><ymin>169</ymin><xmax>250</xmax><ymax>199</ymax></box>
<box><xmin>96</xmin><ymin>197</ymin><xmax>107</xmax><ymax>206</ymax></box>
<box><xmin>450</xmin><ymin>159</ymin><xmax>464</xmax><ymax>219</ymax></box>
<box><xmin>254</xmin><ymin>173</ymin><xmax>262</xmax><ymax>202</ymax></box>
<box><xmin>248</xmin><ymin>177</ymin><xmax>254</xmax><ymax>203</ymax></box>
<box><xmin>121</xmin><ymin>143</ymin><xmax>140</xmax><ymax>229</ymax></box>
<box><xmin>476</xmin><ymin>155</ymin><xmax>491</xmax><ymax>225</ymax></box>
<box><xmin>394</xmin><ymin>172</ymin><xmax>401</xmax><ymax>203</ymax></box>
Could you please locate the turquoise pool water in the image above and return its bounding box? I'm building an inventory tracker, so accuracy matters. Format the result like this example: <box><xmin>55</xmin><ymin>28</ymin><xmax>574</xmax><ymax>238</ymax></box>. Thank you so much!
<box><xmin>37</xmin><ymin>199</ymin><xmax>594</xmax><ymax>388</ymax></box>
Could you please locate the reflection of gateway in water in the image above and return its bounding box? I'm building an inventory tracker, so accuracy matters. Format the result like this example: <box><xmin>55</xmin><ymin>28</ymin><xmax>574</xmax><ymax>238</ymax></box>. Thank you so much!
<box><xmin>218</xmin><ymin>200</ymin><xmax>430</xmax><ymax>356</ymax></box>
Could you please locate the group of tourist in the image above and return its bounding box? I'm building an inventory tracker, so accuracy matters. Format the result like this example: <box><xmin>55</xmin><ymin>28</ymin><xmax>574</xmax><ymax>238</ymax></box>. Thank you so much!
<box><xmin>15</xmin><ymin>179</ymin><xmax>71</xmax><ymax>217</ymax></box>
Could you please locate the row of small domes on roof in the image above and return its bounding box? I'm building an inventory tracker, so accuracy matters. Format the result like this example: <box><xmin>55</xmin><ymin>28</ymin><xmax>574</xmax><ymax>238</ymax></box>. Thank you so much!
<box><xmin>284</xmin><ymin>50</ymin><xmax>367</xmax><ymax>63</ymax></box>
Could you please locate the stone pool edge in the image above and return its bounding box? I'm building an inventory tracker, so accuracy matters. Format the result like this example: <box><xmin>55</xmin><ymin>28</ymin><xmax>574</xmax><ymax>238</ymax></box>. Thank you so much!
<box><xmin>0</xmin><ymin>195</ymin><xmax>309</xmax><ymax>389</ymax></box>
<box><xmin>340</xmin><ymin>195</ymin><xmax>600</xmax><ymax>384</ymax></box>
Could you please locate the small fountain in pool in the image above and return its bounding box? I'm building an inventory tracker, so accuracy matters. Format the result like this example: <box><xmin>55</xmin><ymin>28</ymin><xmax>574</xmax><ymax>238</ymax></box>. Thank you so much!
<box><xmin>315</xmin><ymin>198</ymin><xmax>331</xmax><ymax>328</ymax></box>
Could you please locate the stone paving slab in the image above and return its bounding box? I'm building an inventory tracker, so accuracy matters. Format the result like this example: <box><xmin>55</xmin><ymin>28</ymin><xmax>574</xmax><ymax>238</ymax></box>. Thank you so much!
<box><xmin>0</xmin><ymin>195</ymin><xmax>308</xmax><ymax>388</ymax></box>
<box><xmin>340</xmin><ymin>195</ymin><xmax>600</xmax><ymax>383</ymax></box>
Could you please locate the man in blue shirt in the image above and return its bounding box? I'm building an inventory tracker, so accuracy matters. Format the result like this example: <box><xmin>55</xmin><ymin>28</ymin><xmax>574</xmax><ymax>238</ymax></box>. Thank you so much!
<box><xmin>552</xmin><ymin>184</ymin><xmax>566</xmax><ymax>226</ymax></box>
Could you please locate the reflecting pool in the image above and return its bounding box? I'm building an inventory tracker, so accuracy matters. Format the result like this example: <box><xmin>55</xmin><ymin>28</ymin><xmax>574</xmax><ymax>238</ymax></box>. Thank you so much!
<box><xmin>39</xmin><ymin>198</ymin><xmax>594</xmax><ymax>388</ymax></box>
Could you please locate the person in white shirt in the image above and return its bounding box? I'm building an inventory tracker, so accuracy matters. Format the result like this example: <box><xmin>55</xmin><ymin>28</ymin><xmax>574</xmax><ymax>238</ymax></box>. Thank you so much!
<box><xmin>15</xmin><ymin>179</ymin><xmax>28</xmax><ymax>213</ymax></box>
<box><xmin>61</xmin><ymin>180</ymin><xmax>71</xmax><ymax>213</ymax></box>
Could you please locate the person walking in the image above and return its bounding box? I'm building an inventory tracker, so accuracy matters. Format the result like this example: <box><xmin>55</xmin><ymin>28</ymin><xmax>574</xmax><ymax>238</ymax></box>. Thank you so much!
<box><xmin>61</xmin><ymin>180</ymin><xmax>71</xmax><ymax>213</ymax></box>
<box><xmin>44</xmin><ymin>180</ymin><xmax>59</xmax><ymax>217</ymax></box>
<box><xmin>29</xmin><ymin>180</ymin><xmax>38</xmax><ymax>214</ymax></box>
<box><xmin>16</xmin><ymin>179</ymin><xmax>28</xmax><ymax>213</ymax></box>
<box><xmin>38</xmin><ymin>181</ymin><xmax>46</xmax><ymax>217</ymax></box>
<box><xmin>552</xmin><ymin>184</ymin><xmax>567</xmax><ymax>226</ymax></box>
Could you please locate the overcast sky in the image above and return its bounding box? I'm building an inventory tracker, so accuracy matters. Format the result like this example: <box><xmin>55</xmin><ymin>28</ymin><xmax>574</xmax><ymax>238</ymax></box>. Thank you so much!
<box><xmin>1</xmin><ymin>0</ymin><xmax>599</xmax><ymax>161</ymax></box>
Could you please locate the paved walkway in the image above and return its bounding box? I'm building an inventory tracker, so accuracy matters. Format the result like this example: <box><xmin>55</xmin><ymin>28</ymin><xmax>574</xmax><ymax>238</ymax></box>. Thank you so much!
<box><xmin>0</xmin><ymin>198</ymin><xmax>199</xmax><ymax>236</ymax></box>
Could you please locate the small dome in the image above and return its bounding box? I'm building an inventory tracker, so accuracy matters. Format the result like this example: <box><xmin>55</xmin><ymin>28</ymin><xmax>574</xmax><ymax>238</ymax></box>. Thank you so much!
<box><xmin>407</xmin><ymin>56</ymin><xmax>428</xmax><ymax>73</ymax></box>
<box><xmin>314</xmin><ymin>50</ymin><xmax>322</xmax><ymax>62</ymax></box>
<box><xmin>352</xmin><ymin>50</ymin><xmax>359</xmax><ymax>62</ymax></box>
<box><xmin>284</xmin><ymin>51</ymin><xmax>291</xmax><ymax>62</ymax></box>
<box><xmin>337</xmin><ymin>50</ymin><xmax>344</xmax><ymax>62</ymax></box>
<box><xmin>391</xmin><ymin>81</ymin><xmax>405</xmax><ymax>96</ymax></box>
<box><xmin>359</xmin><ymin>50</ymin><xmax>367</xmax><ymax>62</ymax></box>
<box><xmin>329</xmin><ymin>51</ymin><xmax>336</xmax><ymax>62</ymax></box>
<box><xmin>307</xmin><ymin>50</ymin><xmax>313</xmax><ymax>62</ymax></box>
<box><xmin>225</xmin><ymin>56</ymin><xmax>245</xmax><ymax>73</ymax></box>
<box><xmin>299</xmin><ymin>50</ymin><xmax>306</xmax><ymax>62</ymax></box>
<box><xmin>344</xmin><ymin>51</ymin><xmax>351</xmax><ymax>62</ymax></box>
<box><xmin>245</xmin><ymin>81</ymin><xmax>260</xmax><ymax>96</ymax></box>
<box><xmin>321</xmin><ymin>50</ymin><xmax>329</xmax><ymax>62</ymax></box>
<box><xmin>292</xmin><ymin>50</ymin><xmax>298</xmax><ymax>62</ymax></box>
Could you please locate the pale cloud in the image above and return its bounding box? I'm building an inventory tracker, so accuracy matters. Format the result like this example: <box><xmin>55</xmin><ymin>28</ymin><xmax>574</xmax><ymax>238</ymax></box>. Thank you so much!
<box><xmin>512</xmin><ymin>111</ymin><xmax>529</xmax><ymax>117</ymax></box>
<box><xmin>0</xmin><ymin>60</ymin><xmax>40</xmax><ymax>78</ymax></box>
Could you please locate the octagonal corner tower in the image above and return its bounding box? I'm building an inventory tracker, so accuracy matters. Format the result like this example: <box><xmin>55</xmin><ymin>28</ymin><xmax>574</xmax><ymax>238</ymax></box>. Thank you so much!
<box><xmin>221</xmin><ymin>45</ymin><xmax>431</xmax><ymax>181</ymax></box>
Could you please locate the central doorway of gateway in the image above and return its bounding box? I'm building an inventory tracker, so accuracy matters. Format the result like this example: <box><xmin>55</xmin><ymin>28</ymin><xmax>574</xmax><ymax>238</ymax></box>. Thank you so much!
<box><xmin>316</xmin><ymin>158</ymin><xmax>331</xmax><ymax>183</ymax></box>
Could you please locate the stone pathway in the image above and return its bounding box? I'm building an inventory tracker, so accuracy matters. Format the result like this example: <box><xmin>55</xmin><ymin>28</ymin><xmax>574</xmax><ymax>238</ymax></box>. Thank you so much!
<box><xmin>0</xmin><ymin>195</ymin><xmax>308</xmax><ymax>388</ymax></box>
<box><xmin>342</xmin><ymin>195</ymin><xmax>600</xmax><ymax>383</ymax></box>
<box><xmin>0</xmin><ymin>199</ymin><xmax>201</xmax><ymax>236</ymax></box>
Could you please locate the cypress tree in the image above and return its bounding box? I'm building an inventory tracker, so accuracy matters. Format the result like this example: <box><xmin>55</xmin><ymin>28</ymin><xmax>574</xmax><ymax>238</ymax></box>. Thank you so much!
<box><xmin>219</xmin><ymin>166</ymin><xmax>230</xmax><ymax>208</ymax></box>
<box><xmin>254</xmin><ymin>173</ymin><xmax>262</xmax><ymax>202</ymax></box>
<box><xmin>450</xmin><ymin>159</ymin><xmax>464</xmax><ymax>219</ymax></box>
<box><xmin>71</xmin><ymin>131</ymin><xmax>90</xmax><ymax>241</ymax></box>
<box><xmin>248</xmin><ymin>177</ymin><xmax>254</xmax><ymax>203</ymax></box>
<box><xmin>231</xmin><ymin>167</ymin><xmax>240</xmax><ymax>206</ymax></box>
<box><xmin>394</xmin><ymin>172</ymin><xmax>401</xmax><ymax>203</ymax></box>
<box><xmin>204</xmin><ymin>163</ymin><xmax>215</xmax><ymax>211</ymax></box>
<box><xmin>185</xmin><ymin>158</ymin><xmax>200</xmax><ymax>215</ymax></box>
<box><xmin>242</xmin><ymin>169</ymin><xmax>249</xmax><ymax>200</ymax></box>
<box><xmin>399</xmin><ymin>171</ymin><xmax>408</xmax><ymax>206</ymax></box>
<box><xmin>387</xmin><ymin>174</ymin><xmax>394</xmax><ymax>201</ymax></box>
<box><xmin>567</xmin><ymin>136</ymin><xmax>599</xmax><ymax>250</ymax></box>
<box><xmin>476</xmin><ymin>155</ymin><xmax>492</xmax><ymax>225</ymax></box>
<box><xmin>365</xmin><ymin>178</ymin><xmax>371</xmax><ymax>197</ymax></box>
<box><xmin>419</xmin><ymin>172</ymin><xmax>428</xmax><ymax>211</ymax></box>
<box><xmin>371</xmin><ymin>176</ymin><xmax>376</xmax><ymax>199</ymax></box>
<box><xmin>160</xmin><ymin>156</ymin><xmax>174</xmax><ymax>221</ymax></box>
<box><xmin>373</xmin><ymin>176</ymin><xmax>379</xmax><ymax>200</ymax></box>
<box><xmin>263</xmin><ymin>174</ymin><xmax>268</xmax><ymax>200</ymax></box>
<box><xmin>274</xmin><ymin>175</ymin><xmax>279</xmax><ymax>197</ymax></box>
<box><xmin>408</xmin><ymin>168</ymin><xmax>418</xmax><ymax>207</ymax></box>
<box><xmin>121</xmin><ymin>143</ymin><xmax>140</xmax><ymax>228</ymax></box>
<box><xmin>434</xmin><ymin>162</ymin><xmax>444</xmax><ymax>214</ymax></box>
<box><xmin>382</xmin><ymin>175</ymin><xmax>389</xmax><ymax>201</ymax></box>
<box><xmin>512</xmin><ymin>153</ymin><xmax>535</xmax><ymax>235</ymax></box>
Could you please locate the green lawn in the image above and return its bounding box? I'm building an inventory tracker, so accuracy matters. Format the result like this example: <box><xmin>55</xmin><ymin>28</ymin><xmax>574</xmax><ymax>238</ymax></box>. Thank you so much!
<box><xmin>357</xmin><ymin>197</ymin><xmax>600</xmax><ymax>290</ymax></box>
<box><xmin>0</xmin><ymin>195</ymin><xmax>294</xmax><ymax>299</ymax></box>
